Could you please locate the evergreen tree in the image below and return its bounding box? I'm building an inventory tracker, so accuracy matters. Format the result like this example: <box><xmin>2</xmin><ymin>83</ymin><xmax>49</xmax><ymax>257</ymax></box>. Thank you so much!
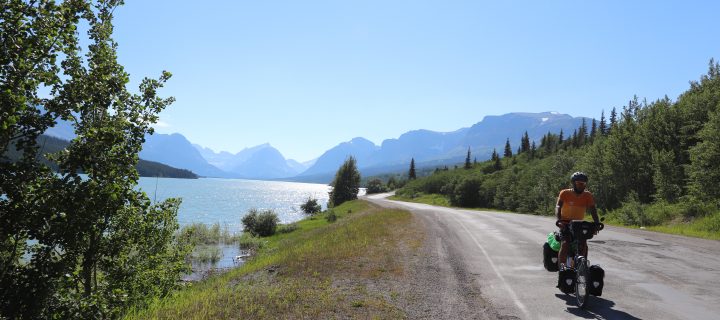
<box><xmin>504</xmin><ymin>138</ymin><xmax>513</xmax><ymax>158</ymax></box>
<box><xmin>599</xmin><ymin>110</ymin><xmax>607</xmax><ymax>135</ymax></box>
<box><xmin>387</xmin><ymin>176</ymin><xmax>398</xmax><ymax>190</ymax></box>
<box><xmin>579</xmin><ymin>119</ymin><xmax>588</xmax><ymax>146</ymax></box>
<box><xmin>609</xmin><ymin>107</ymin><xmax>618</xmax><ymax>133</ymax></box>
<box><xmin>640</xmin><ymin>97</ymin><xmax>684</xmax><ymax>202</ymax></box>
<box><xmin>521</xmin><ymin>131</ymin><xmax>530</xmax><ymax>153</ymax></box>
<box><xmin>408</xmin><ymin>158</ymin><xmax>416</xmax><ymax>180</ymax></box>
<box><xmin>492</xmin><ymin>149</ymin><xmax>502</xmax><ymax>170</ymax></box>
<box><xmin>530</xmin><ymin>141</ymin><xmax>537</xmax><ymax>159</ymax></box>
<box><xmin>559</xmin><ymin>129</ymin><xmax>564</xmax><ymax>144</ymax></box>
<box><xmin>590</xmin><ymin>118</ymin><xmax>598</xmax><ymax>141</ymax></box>
<box><xmin>677</xmin><ymin>59</ymin><xmax>720</xmax><ymax>166</ymax></box>
<box><xmin>571</xmin><ymin>129</ymin><xmax>579</xmax><ymax>147</ymax></box>
<box><xmin>329</xmin><ymin>156</ymin><xmax>361</xmax><ymax>207</ymax></box>
<box><xmin>688</xmin><ymin>100</ymin><xmax>720</xmax><ymax>200</ymax></box>
<box><xmin>464</xmin><ymin>147</ymin><xmax>472</xmax><ymax>169</ymax></box>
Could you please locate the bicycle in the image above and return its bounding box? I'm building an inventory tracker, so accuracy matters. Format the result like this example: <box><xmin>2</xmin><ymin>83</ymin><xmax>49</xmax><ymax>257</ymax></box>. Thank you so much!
<box><xmin>555</xmin><ymin>219</ymin><xmax>604</xmax><ymax>308</ymax></box>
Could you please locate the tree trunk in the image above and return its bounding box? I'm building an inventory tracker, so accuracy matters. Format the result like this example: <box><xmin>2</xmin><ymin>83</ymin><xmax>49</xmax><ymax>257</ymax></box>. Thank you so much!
<box><xmin>82</xmin><ymin>234</ymin><xmax>98</xmax><ymax>296</ymax></box>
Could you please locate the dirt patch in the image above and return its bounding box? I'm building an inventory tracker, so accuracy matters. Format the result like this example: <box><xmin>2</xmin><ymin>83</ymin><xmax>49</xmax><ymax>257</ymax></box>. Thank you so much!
<box><xmin>326</xmin><ymin>206</ymin><xmax>504</xmax><ymax>319</ymax></box>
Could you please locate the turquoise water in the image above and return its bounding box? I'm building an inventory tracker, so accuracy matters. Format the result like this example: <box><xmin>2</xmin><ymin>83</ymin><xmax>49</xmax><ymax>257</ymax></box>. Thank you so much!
<box><xmin>137</xmin><ymin>177</ymin><xmax>331</xmax><ymax>234</ymax></box>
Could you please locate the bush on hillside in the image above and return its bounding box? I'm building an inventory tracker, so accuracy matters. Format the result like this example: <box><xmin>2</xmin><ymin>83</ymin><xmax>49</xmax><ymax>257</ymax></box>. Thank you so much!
<box><xmin>238</xmin><ymin>233</ymin><xmax>266</xmax><ymax>253</ymax></box>
<box><xmin>278</xmin><ymin>222</ymin><xmax>299</xmax><ymax>234</ymax></box>
<box><xmin>450</xmin><ymin>176</ymin><xmax>482</xmax><ymax>207</ymax></box>
<box><xmin>325</xmin><ymin>210</ymin><xmax>337</xmax><ymax>223</ymax></box>
<box><xmin>241</xmin><ymin>209</ymin><xmax>280</xmax><ymax>237</ymax></box>
<box><xmin>365</xmin><ymin>178</ymin><xmax>387</xmax><ymax>194</ymax></box>
<box><xmin>300</xmin><ymin>197</ymin><xmax>322</xmax><ymax>216</ymax></box>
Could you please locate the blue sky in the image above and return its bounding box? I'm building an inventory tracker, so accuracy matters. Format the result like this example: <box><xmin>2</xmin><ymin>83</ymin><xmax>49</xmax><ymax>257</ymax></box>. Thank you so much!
<box><xmin>111</xmin><ymin>1</ymin><xmax>719</xmax><ymax>162</ymax></box>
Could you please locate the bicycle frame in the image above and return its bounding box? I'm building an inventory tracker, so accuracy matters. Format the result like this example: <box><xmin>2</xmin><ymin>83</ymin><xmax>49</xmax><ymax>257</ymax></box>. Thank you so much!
<box><xmin>557</xmin><ymin>220</ymin><xmax>603</xmax><ymax>308</ymax></box>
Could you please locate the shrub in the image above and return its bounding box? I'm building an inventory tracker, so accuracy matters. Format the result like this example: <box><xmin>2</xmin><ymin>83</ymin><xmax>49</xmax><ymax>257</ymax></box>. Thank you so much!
<box><xmin>365</xmin><ymin>178</ymin><xmax>387</xmax><ymax>194</ymax></box>
<box><xmin>278</xmin><ymin>222</ymin><xmax>299</xmax><ymax>234</ymax></box>
<box><xmin>642</xmin><ymin>201</ymin><xmax>680</xmax><ymax>226</ymax></box>
<box><xmin>608</xmin><ymin>192</ymin><xmax>645</xmax><ymax>226</ymax></box>
<box><xmin>300</xmin><ymin>197</ymin><xmax>322</xmax><ymax>215</ymax></box>
<box><xmin>177</xmin><ymin>222</ymin><xmax>235</xmax><ymax>245</ymax></box>
<box><xmin>241</xmin><ymin>209</ymin><xmax>280</xmax><ymax>237</ymax></box>
<box><xmin>678</xmin><ymin>199</ymin><xmax>717</xmax><ymax>219</ymax></box>
<box><xmin>191</xmin><ymin>246</ymin><xmax>222</xmax><ymax>264</ymax></box>
<box><xmin>326</xmin><ymin>210</ymin><xmax>337</xmax><ymax>223</ymax></box>
<box><xmin>697</xmin><ymin>211</ymin><xmax>720</xmax><ymax>233</ymax></box>
<box><xmin>238</xmin><ymin>233</ymin><xmax>265</xmax><ymax>253</ymax></box>
<box><xmin>450</xmin><ymin>177</ymin><xmax>482</xmax><ymax>207</ymax></box>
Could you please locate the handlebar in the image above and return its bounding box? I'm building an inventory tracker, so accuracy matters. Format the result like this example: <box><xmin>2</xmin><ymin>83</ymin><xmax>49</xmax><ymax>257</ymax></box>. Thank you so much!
<box><xmin>556</xmin><ymin>220</ymin><xmax>604</xmax><ymax>231</ymax></box>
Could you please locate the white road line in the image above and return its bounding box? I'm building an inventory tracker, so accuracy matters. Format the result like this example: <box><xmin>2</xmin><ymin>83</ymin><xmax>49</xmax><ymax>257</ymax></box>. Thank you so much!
<box><xmin>454</xmin><ymin>215</ymin><xmax>531</xmax><ymax>319</ymax></box>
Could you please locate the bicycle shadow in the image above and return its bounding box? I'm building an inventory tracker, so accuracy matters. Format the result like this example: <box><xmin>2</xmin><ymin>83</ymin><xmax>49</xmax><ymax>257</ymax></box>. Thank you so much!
<box><xmin>555</xmin><ymin>294</ymin><xmax>641</xmax><ymax>320</ymax></box>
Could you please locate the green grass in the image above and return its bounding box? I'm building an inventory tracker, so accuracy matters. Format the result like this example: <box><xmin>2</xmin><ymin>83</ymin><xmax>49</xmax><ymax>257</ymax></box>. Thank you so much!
<box><xmin>191</xmin><ymin>245</ymin><xmax>222</xmax><ymax>264</ymax></box>
<box><xmin>390</xmin><ymin>192</ymin><xmax>513</xmax><ymax>213</ymax></box>
<box><xmin>178</xmin><ymin>222</ymin><xmax>237</xmax><ymax>245</ymax></box>
<box><xmin>124</xmin><ymin>200</ymin><xmax>417</xmax><ymax>319</ymax></box>
<box><xmin>390</xmin><ymin>193</ymin><xmax>450</xmax><ymax>207</ymax></box>
<box><xmin>615</xmin><ymin>211</ymin><xmax>720</xmax><ymax>241</ymax></box>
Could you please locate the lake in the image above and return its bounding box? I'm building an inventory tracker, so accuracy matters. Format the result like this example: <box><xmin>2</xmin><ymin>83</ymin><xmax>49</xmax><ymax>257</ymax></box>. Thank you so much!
<box><xmin>137</xmin><ymin>177</ymin><xmax>332</xmax><ymax>234</ymax></box>
<box><xmin>136</xmin><ymin>177</ymin><xmax>333</xmax><ymax>279</ymax></box>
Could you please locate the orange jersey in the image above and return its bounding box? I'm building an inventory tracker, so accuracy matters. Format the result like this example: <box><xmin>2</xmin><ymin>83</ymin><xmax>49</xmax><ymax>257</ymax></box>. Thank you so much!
<box><xmin>557</xmin><ymin>189</ymin><xmax>595</xmax><ymax>220</ymax></box>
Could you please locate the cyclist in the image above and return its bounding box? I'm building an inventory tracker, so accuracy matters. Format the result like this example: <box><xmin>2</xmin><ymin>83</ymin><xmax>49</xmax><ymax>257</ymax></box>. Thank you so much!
<box><xmin>555</xmin><ymin>172</ymin><xmax>600</xmax><ymax>270</ymax></box>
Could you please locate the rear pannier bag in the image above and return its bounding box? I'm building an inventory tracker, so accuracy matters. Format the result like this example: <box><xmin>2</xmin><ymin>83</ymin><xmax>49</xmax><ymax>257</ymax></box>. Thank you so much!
<box><xmin>588</xmin><ymin>264</ymin><xmax>605</xmax><ymax>296</ymax></box>
<box><xmin>543</xmin><ymin>242</ymin><xmax>559</xmax><ymax>272</ymax></box>
<box><xmin>558</xmin><ymin>269</ymin><xmax>575</xmax><ymax>294</ymax></box>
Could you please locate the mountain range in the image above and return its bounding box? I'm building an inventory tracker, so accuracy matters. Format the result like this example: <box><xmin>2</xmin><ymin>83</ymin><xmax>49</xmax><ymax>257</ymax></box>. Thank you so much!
<box><xmin>290</xmin><ymin>112</ymin><xmax>589</xmax><ymax>182</ymax></box>
<box><xmin>193</xmin><ymin>143</ymin><xmax>313</xmax><ymax>179</ymax></box>
<box><xmin>44</xmin><ymin>112</ymin><xmax>591</xmax><ymax>182</ymax></box>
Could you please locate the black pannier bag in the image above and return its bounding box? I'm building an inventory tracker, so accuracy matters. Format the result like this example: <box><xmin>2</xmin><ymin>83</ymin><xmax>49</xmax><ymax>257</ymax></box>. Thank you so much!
<box><xmin>558</xmin><ymin>269</ymin><xmax>575</xmax><ymax>294</ymax></box>
<box><xmin>543</xmin><ymin>242</ymin><xmax>559</xmax><ymax>272</ymax></box>
<box><xmin>588</xmin><ymin>264</ymin><xmax>605</xmax><ymax>296</ymax></box>
<box><xmin>570</xmin><ymin>221</ymin><xmax>595</xmax><ymax>241</ymax></box>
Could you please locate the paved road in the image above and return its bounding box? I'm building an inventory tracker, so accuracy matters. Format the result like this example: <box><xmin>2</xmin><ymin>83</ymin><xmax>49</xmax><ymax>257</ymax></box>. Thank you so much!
<box><xmin>365</xmin><ymin>193</ymin><xmax>720</xmax><ymax>320</ymax></box>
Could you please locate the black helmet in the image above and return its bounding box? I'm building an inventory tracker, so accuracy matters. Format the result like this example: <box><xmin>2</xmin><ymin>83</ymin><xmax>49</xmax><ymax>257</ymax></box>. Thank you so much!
<box><xmin>570</xmin><ymin>172</ymin><xmax>588</xmax><ymax>182</ymax></box>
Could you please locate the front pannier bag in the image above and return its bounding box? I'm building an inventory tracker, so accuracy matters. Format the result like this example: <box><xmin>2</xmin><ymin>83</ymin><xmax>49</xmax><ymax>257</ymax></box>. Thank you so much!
<box><xmin>543</xmin><ymin>242</ymin><xmax>559</xmax><ymax>272</ymax></box>
<box><xmin>543</xmin><ymin>232</ymin><xmax>560</xmax><ymax>272</ymax></box>
<box><xmin>558</xmin><ymin>269</ymin><xmax>575</xmax><ymax>294</ymax></box>
<box><xmin>588</xmin><ymin>264</ymin><xmax>605</xmax><ymax>296</ymax></box>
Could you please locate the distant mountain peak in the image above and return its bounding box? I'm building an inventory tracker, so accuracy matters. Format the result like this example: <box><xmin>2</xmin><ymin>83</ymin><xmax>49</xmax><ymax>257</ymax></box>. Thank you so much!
<box><xmin>349</xmin><ymin>137</ymin><xmax>374</xmax><ymax>145</ymax></box>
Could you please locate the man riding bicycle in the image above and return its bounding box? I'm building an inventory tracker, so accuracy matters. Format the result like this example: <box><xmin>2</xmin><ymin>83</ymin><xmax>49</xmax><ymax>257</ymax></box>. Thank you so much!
<box><xmin>555</xmin><ymin>172</ymin><xmax>600</xmax><ymax>270</ymax></box>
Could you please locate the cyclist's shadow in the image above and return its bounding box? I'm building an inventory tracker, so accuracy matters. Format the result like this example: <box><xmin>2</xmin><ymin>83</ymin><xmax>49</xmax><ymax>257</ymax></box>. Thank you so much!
<box><xmin>554</xmin><ymin>294</ymin><xmax>641</xmax><ymax>320</ymax></box>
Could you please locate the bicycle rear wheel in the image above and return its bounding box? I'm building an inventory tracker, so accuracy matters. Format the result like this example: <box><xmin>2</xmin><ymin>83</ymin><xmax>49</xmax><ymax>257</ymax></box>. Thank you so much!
<box><xmin>574</xmin><ymin>256</ymin><xmax>590</xmax><ymax>308</ymax></box>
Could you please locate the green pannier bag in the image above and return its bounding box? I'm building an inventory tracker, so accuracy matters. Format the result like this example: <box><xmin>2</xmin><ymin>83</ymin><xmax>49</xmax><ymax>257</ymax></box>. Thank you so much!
<box><xmin>547</xmin><ymin>232</ymin><xmax>560</xmax><ymax>252</ymax></box>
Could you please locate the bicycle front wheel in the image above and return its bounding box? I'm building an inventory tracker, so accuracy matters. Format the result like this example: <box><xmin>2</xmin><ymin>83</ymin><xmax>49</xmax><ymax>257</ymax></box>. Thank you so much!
<box><xmin>574</xmin><ymin>257</ymin><xmax>590</xmax><ymax>308</ymax></box>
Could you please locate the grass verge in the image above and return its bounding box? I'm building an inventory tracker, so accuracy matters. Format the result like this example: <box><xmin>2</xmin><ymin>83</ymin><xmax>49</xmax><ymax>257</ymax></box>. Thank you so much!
<box><xmin>124</xmin><ymin>200</ymin><xmax>421</xmax><ymax>319</ymax></box>
<box><xmin>389</xmin><ymin>193</ymin><xmax>450</xmax><ymax>207</ymax></box>
<box><xmin>389</xmin><ymin>192</ymin><xmax>513</xmax><ymax>213</ymax></box>
<box><xmin>621</xmin><ymin>212</ymin><xmax>720</xmax><ymax>241</ymax></box>
<box><xmin>391</xmin><ymin>193</ymin><xmax>720</xmax><ymax>241</ymax></box>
